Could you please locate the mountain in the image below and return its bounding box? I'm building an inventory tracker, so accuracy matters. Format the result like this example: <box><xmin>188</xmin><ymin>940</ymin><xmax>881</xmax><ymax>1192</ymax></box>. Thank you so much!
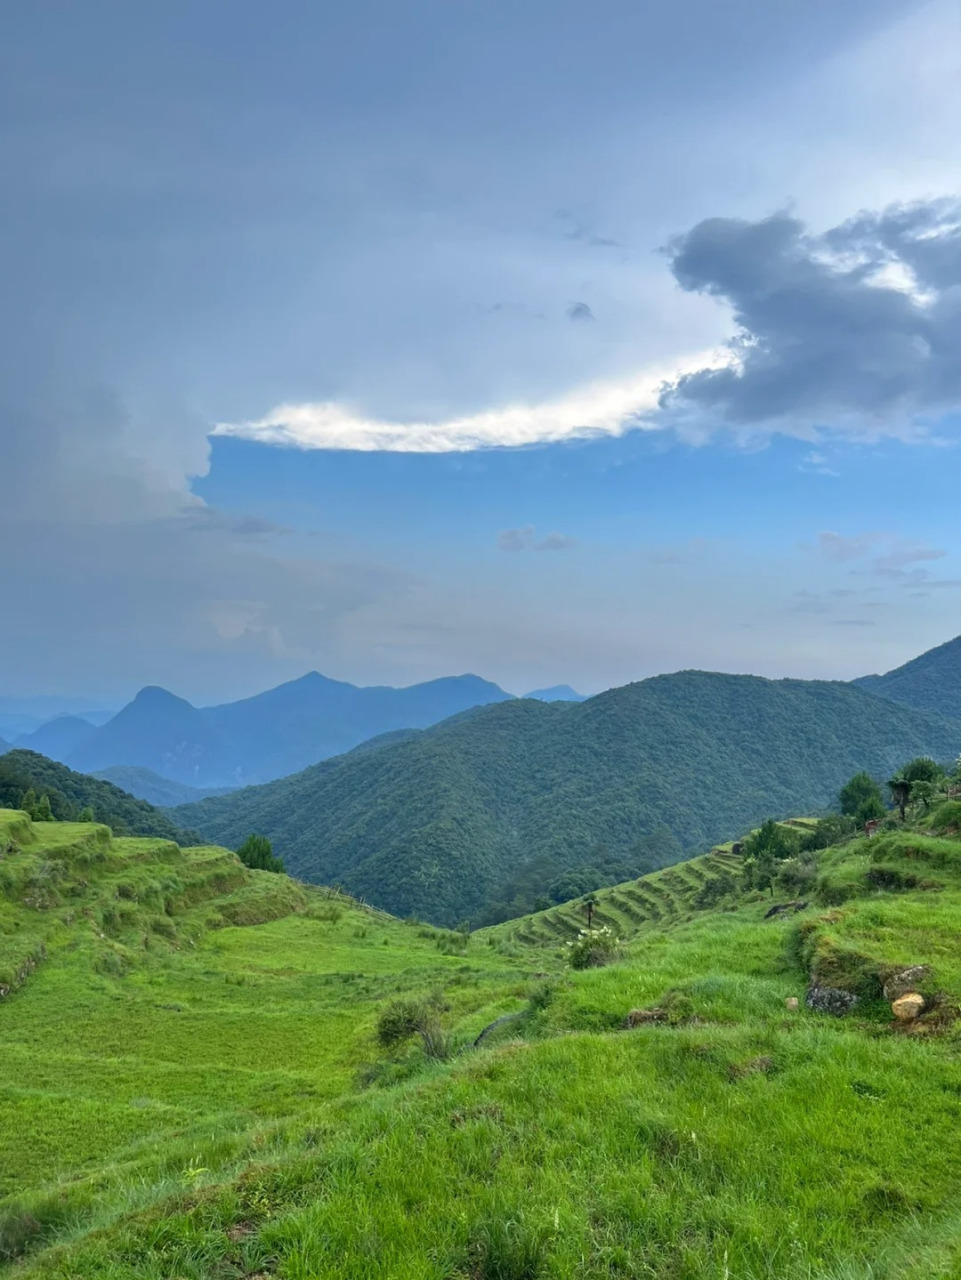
<box><xmin>92</xmin><ymin>765</ymin><xmax>235</xmax><ymax>808</ymax></box>
<box><xmin>854</xmin><ymin>633</ymin><xmax>961</xmax><ymax>721</ymax></box>
<box><xmin>523</xmin><ymin>684</ymin><xmax>587</xmax><ymax>701</ymax></box>
<box><xmin>0</xmin><ymin>749</ymin><xmax>199</xmax><ymax>844</ymax></box>
<box><xmin>14</xmin><ymin>714</ymin><xmax>96</xmax><ymax>762</ymax></box>
<box><xmin>174</xmin><ymin>670</ymin><xmax>961</xmax><ymax>925</ymax></box>
<box><xmin>67</xmin><ymin>672</ymin><xmax>513</xmax><ymax>787</ymax></box>
<box><xmin>0</xmin><ymin>736</ymin><xmax>9</xmax><ymax>755</ymax></box>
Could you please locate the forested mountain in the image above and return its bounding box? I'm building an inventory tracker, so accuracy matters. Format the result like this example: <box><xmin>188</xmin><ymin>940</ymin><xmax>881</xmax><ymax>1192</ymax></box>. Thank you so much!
<box><xmin>175</xmin><ymin>670</ymin><xmax>961</xmax><ymax>925</ymax></box>
<box><xmin>13</xmin><ymin>714</ymin><xmax>96</xmax><ymax>760</ymax></box>
<box><xmin>92</xmin><ymin>765</ymin><xmax>233</xmax><ymax>808</ymax></box>
<box><xmin>0</xmin><ymin>750</ymin><xmax>199</xmax><ymax>844</ymax></box>
<box><xmin>66</xmin><ymin>672</ymin><xmax>513</xmax><ymax>787</ymax></box>
<box><xmin>854</xmin><ymin>633</ymin><xmax>961</xmax><ymax>720</ymax></box>
<box><xmin>523</xmin><ymin>685</ymin><xmax>587</xmax><ymax>701</ymax></box>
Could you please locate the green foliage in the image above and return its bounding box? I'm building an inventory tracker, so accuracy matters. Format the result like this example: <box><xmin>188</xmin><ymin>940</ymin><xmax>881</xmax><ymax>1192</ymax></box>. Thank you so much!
<box><xmin>375</xmin><ymin>992</ymin><xmax>452</xmax><ymax>1060</ymax></box>
<box><xmin>77</xmin><ymin>806</ymin><xmax>95</xmax><ymax>823</ymax></box>
<box><xmin>901</xmin><ymin>756</ymin><xmax>946</xmax><ymax>784</ymax></box>
<box><xmin>887</xmin><ymin>773</ymin><xmax>913</xmax><ymax>821</ymax></box>
<box><xmin>176</xmin><ymin>671</ymin><xmax>961</xmax><ymax>925</ymax></box>
<box><xmin>235</xmin><ymin>833</ymin><xmax>284</xmax><ymax>873</ymax></box>
<box><xmin>741</xmin><ymin>819</ymin><xmax>800</xmax><ymax>894</ymax></box>
<box><xmin>839</xmin><ymin>770</ymin><xmax>883</xmax><ymax>817</ymax></box>
<box><xmin>0</xmin><ymin>750</ymin><xmax>198</xmax><ymax>845</ymax></box>
<box><xmin>566</xmin><ymin>925</ymin><xmax>621</xmax><ymax>970</ymax></box>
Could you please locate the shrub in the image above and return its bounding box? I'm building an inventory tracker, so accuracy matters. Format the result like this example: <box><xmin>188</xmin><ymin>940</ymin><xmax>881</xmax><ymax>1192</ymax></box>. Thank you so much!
<box><xmin>375</xmin><ymin>993</ymin><xmax>452</xmax><ymax>1060</ymax></box>
<box><xmin>566</xmin><ymin>925</ymin><xmax>621</xmax><ymax>970</ymax></box>
<box><xmin>236</xmin><ymin>834</ymin><xmax>285</xmax><ymax>874</ymax></box>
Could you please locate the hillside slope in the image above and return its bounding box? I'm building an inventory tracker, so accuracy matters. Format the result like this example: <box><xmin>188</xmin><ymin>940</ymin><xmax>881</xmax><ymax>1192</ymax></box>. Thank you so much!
<box><xmin>92</xmin><ymin>765</ymin><xmax>234</xmax><ymax>807</ymax></box>
<box><xmin>6</xmin><ymin>807</ymin><xmax>961</xmax><ymax>1278</ymax></box>
<box><xmin>0</xmin><ymin>750</ymin><xmax>199</xmax><ymax>845</ymax></box>
<box><xmin>176</xmin><ymin>671</ymin><xmax>961</xmax><ymax>925</ymax></box>
<box><xmin>854</xmin><ymin>633</ymin><xmax>961</xmax><ymax>720</ymax></box>
<box><xmin>68</xmin><ymin>672</ymin><xmax>513</xmax><ymax>786</ymax></box>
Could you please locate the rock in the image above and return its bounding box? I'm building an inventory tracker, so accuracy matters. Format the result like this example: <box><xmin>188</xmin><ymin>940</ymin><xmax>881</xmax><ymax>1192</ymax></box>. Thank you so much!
<box><xmin>764</xmin><ymin>900</ymin><xmax>809</xmax><ymax>919</ymax></box>
<box><xmin>892</xmin><ymin>992</ymin><xmax>925</xmax><ymax>1022</ymax></box>
<box><xmin>805</xmin><ymin>984</ymin><xmax>859</xmax><ymax>1016</ymax></box>
<box><xmin>883</xmin><ymin>966</ymin><xmax>931</xmax><ymax>1001</ymax></box>
<box><xmin>785</xmin><ymin>997</ymin><xmax>799</xmax><ymax>1012</ymax></box>
<box><xmin>625</xmin><ymin>1008</ymin><xmax>666</xmax><ymax>1027</ymax></box>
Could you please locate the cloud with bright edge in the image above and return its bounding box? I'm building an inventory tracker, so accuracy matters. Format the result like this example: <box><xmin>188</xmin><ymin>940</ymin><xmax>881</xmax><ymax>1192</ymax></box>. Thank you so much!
<box><xmin>214</xmin><ymin>349</ymin><xmax>731</xmax><ymax>454</ymax></box>
<box><xmin>215</xmin><ymin>197</ymin><xmax>961</xmax><ymax>454</ymax></box>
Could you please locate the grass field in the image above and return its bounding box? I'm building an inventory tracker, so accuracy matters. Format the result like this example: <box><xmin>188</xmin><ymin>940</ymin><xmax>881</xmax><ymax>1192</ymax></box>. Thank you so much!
<box><xmin>4</xmin><ymin>807</ymin><xmax>961</xmax><ymax>1277</ymax></box>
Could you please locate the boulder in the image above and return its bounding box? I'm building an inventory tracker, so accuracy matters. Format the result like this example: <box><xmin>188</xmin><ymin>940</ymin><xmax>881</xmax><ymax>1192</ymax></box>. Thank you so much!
<box><xmin>625</xmin><ymin>1008</ymin><xmax>666</xmax><ymax>1027</ymax></box>
<box><xmin>785</xmin><ymin>997</ymin><xmax>799</xmax><ymax>1012</ymax></box>
<box><xmin>805</xmin><ymin>984</ymin><xmax>859</xmax><ymax>1016</ymax></box>
<box><xmin>892</xmin><ymin>993</ymin><xmax>925</xmax><ymax>1022</ymax></box>
<box><xmin>883</xmin><ymin>966</ymin><xmax>931</xmax><ymax>1001</ymax></box>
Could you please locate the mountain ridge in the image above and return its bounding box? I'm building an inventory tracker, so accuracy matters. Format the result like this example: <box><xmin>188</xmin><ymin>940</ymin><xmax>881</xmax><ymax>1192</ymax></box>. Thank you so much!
<box><xmin>66</xmin><ymin>671</ymin><xmax>514</xmax><ymax>787</ymax></box>
<box><xmin>175</xmin><ymin>667</ymin><xmax>961</xmax><ymax>925</ymax></box>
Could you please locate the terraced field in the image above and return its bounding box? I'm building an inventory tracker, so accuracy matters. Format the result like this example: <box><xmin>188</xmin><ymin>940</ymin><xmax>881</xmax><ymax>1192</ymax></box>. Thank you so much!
<box><xmin>491</xmin><ymin>844</ymin><xmax>746</xmax><ymax>947</ymax></box>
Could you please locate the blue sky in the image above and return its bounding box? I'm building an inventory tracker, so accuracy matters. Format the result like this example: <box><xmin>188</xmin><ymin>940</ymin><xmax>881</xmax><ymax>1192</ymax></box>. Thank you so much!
<box><xmin>2</xmin><ymin>0</ymin><xmax>960</xmax><ymax>702</ymax></box>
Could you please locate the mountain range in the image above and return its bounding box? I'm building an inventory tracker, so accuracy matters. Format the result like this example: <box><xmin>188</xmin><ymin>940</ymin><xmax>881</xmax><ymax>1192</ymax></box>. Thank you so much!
<box><xmin>11</xmin><ymin>672</ymin><xmax>516</xmax><ymax>789</ymax></box>
<box><xmin>175</xmin><ymin>658</ymin><xmax>961</xmax><ymax>925</ymax></box>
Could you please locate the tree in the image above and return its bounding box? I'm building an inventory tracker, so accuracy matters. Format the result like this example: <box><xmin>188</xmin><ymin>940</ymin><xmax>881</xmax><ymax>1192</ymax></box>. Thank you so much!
<box><xmin>888</xmin><ymin>774</ymin><xmax>912</xmax><ymax>823</ymax></box>
<box><xmin>236</xmin><ymin>833</ymin><xmax>285</xmax><ymax>873</ymax></box>
<box><xmin>854</xmin><ymin>794</ymin><xmax>886</xmax><ymax>827</ymax></box>
<box><xmin>741</xmin><ymin>820</ymin><xmax>800</xmax><ymax>897</ymax></box>
<box><xmin>839</xmin><ymin>772</ymin><xmax>884</xmax><ymax>818</ymax></box>
<box><xmin>901</xmin><ymin>757</ymin><xmax>945</xmax><ymax>785</ymax></box>
<box><xmin>78</xmin><ymin>806</ymin><xmax>95</xmax><ymax>823</ymax></box>
<box><xmin>34</xmin><ymin>793</ymin><xmax>54</xmax><ymax>822</ymax></box>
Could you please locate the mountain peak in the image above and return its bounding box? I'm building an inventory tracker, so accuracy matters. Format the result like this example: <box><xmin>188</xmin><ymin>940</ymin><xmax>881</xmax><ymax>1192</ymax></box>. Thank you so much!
<box><xmin>130</xmin><ymin>685</ymin><xmax>197</xmax><ymax>711</ymax></box>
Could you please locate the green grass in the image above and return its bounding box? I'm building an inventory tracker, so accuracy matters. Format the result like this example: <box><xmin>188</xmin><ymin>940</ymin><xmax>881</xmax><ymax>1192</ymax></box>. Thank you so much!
<box><xmin>4</xmin><ymin>809</ymin><xmax>961</xmax><ymax>1277</ymax></box>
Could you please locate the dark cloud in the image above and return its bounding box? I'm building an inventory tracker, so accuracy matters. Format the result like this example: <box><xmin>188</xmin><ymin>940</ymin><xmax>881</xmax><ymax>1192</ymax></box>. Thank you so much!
<box><xmin>567</xmin><ymin>301</ymin><xmax>595</xmax><ymax>322</ymax></box>
<box><xmin>659</xmin><ymin>199</ymin><xmax>961</xmax><ymax>436</ymax></box>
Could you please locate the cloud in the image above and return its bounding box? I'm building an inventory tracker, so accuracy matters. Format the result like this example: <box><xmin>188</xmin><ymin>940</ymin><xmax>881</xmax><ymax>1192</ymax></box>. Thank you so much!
<box><xmin>536</xmin><ymin>531</ymin><xmax>578</xmax><ymax>552</ymax></box>
<box><xmin>217</xmin><ymin>196</ymin><xmax>961</xmax><ymax>454</ymax></box>
<box><xmin>658</xmin><ymin>199</ymin><xmax>961</xmax><ymax>439</ymax></box>
<box><xmin>497</xmin><ymin>526</ymin><xmax>577</xmax><ymax>553</ymax></box>
<box><xmin>567</xmin><ymin>301</ymin><xmax>595</xmax><ymax>322</ymax></box>
<box><xmin>498</xmin><ymin>525</ymin><xmax>535</xmax><ymax>552</ymax></box>
<box><xmin>214</xmin><ymin>349</ymin><xmax>728</xmax><ymax>454</ymax></box>
<box><xmin>813</xmin><ymin>529</ymin><xmax>948</xmax><ymax>584</ymax></box>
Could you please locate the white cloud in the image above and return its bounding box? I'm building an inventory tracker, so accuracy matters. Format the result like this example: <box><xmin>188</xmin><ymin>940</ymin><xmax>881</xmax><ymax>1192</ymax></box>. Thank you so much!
<box><xmin>213</xmin><ymin>349</ymin><xmax>730</xmax><ymax>454</ymax></box>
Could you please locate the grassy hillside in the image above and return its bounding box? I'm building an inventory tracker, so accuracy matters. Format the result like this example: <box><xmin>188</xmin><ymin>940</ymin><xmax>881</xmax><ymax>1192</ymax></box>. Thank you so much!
<box><xmin>855</xmin><ymin>634</ymin><xmax>961</xmax><ymax>720</ymax></box>
<box><xmin>5</xmin><ymin>802</ymin><xmax>961</xmax><ymax>1277</ymax></box>
<box><xmin>0</xmin><ymin>750</ymin><xmax>199</xmax><ymax>845</ymax></box>
<box><xmin>176</xmin><ymin>671</ymin><xmax>961</xmax><ymax>925</ymax></box>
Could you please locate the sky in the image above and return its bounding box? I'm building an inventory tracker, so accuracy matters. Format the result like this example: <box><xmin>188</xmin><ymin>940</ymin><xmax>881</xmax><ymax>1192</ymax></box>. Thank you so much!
<box><xmin>2</xmin><ymin>0</ymin><xmax>961</xmax><ymax>706</ymax></box>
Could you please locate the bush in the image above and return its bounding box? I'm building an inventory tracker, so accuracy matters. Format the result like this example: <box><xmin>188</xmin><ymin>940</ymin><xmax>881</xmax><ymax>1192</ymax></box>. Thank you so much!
<box><xmin>236</xmin><ymin>834</ymin><xmax>285</xmax><ymax>874</ymax></box>
<box><xmin>375</xmin><ymin>993</ymin><xmax>452</xmax><ymax>1060</ymax></box>
<box><xmin>566</xmin><ymin>926</ymin><xmax>621</xmax><ymax>970</ymax></box>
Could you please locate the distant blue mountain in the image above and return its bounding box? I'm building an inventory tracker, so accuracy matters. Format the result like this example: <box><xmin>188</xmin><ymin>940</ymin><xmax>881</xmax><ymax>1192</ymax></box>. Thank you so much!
<box><xmin>14</xmin><ymin>715</ymin><xmax>96</xmax><ymax>763</ymax></box>
<box><xmin>523</xmin><ymin>685</ymin><xmax>587</xmax><ymax>702</ymax></box>
<box><xmin>67</xmin><ymin>672</ymin><xmax>514</xmax><ymax>787</ymax></box>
